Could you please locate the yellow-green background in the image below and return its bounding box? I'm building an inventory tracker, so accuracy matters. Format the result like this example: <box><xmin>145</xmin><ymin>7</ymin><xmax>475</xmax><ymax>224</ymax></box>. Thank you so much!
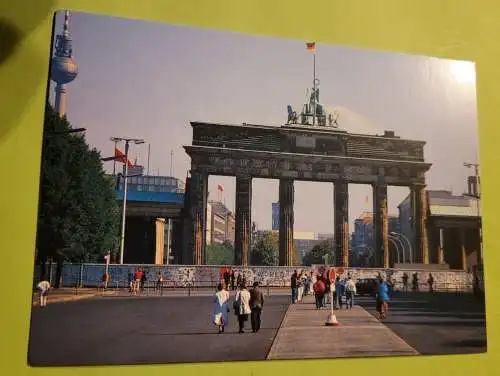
<box><xmin>0</xmin><ymin>0</ymin><xmax>497</xmax><ymax>375</ymax></box>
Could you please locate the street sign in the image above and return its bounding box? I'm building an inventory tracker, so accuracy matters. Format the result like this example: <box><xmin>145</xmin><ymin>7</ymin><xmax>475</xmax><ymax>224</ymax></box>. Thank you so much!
<box><xmin>328</xmin><ymin>268</ymin><xmax>336</xmax><ymax>282</ymax></box>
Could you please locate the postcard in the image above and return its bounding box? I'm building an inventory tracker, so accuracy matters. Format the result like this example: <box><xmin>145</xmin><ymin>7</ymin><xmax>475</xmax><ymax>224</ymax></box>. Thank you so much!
<box><xmin>28</xmin><ymin>9</ymin><xmax>486</xmax><ymax>366</ymax></box>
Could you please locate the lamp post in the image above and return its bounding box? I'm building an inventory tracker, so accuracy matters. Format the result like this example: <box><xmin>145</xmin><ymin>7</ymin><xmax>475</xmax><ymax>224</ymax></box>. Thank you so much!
<box><xmin>464</xmin><ymin>162</ymin><xmax>482</xmax><ymax>262</ymax></box>
<box><xmin>388</xmin><ymin>235</ymin><xmax>405</xmax><ymax>264</ymax></box>
<box><xmin>390</xmin><ymin>232</ymin><xmax>413</xmax><ymax>263</ymax></box>
<box><xmin>111</xmin><ymin>137</ymin><xmax>145</xmax><ymax>265</ymax></box>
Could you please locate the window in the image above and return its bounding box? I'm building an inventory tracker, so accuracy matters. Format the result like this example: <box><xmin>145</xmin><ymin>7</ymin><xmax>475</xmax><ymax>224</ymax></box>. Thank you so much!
<box><xmin>137</xmin><ymin>185</ymin><xmax>143</xmax><ymax>191</ymax></box>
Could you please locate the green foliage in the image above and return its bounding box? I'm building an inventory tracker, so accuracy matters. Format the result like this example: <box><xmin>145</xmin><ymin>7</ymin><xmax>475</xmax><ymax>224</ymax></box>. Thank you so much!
<box><xmin>36</xmin><ymin>103</ymin><xmax>120</xmax><ymax>267</ymax></box>
<box><xmin>251</xmin><ymin>231</ymin><xmax>279</xmax><ymax>266</ymax></box>
<box><xmin>206</xmin><ymin>240</ymin><xmax>234</xmax><ymax>265</ymax></box>
<box><xmin>302</xmin><ymin>238</ymin><xmax>335</xmax><ymax>266</ymax></box>
<box><xmin>251</xmin><ymin>231</ymin><xmax>302</xmax><ymax>266</ymax></box>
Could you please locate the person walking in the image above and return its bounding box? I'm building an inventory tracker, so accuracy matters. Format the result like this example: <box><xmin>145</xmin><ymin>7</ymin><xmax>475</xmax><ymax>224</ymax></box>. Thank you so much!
<box><xmin>290</xmin><ymin>270</ymin><xmax>298</xmax><ymax>304</ymax></box>
<box><xmin>223</xmin><ymin>269</ymin><xmax>231</xmax><ymax>290</ymax></box>
<box><xmin>230</xmin><ymin>270</ymin><xmax>235</xmax><ymax>291</ymax></box>
<box><xmin>376</xmin><ymin>275</ymin><xmax>391</xmax><ymax>320</ymax></box>
<box><xmin>427</xmin><ymin>273</ymin><xmax>435</xmax><ymax>293</ymax></box>
<box><xmin>234</xmin><ymin>282</ymin><xmax>252</xmax><ymax>333</ymax></box>
<box><xmin>412</xmin><ymin>272</ymin><xmax>419</xmax><ymax>292</ymax></box>
<box><xmin>402</xmin><ymin>272</ymin><xmax>409</xmax><ymax>293</ymax></box>
<box><xmin>304</xmin><ymin>272</ymin><xmax>313</xmax><ymax>296</ymax></box>
<box><xmin>345</xmin><ymin>276</ymin><xmax>357</xmax><ymax>309</ymax></box>
<box><xmin>313</xmin><ymin>276</ymin><xmax>326</xmax><ymax>309</ymax></box>
<box><xmin>133</xmin><ymin>269</ymin><xmax>143</xmax><ymax>295</ymax></box>
<box><xmin>156</xmin><ymin>271</ymin><xmax>164</xmax><ymax>295</ymax></box>
<box><xmin>37</xmin><ymin>280</ymin><xmax>51</xmax><ymax>308</ymax></box>
<box><xmin>213</xmin><ymin>283</ymin><xmax>230</xmax><ymax>334</ymax></box>
<box><xmin>334</xmin><ymin>276</ymin><xmax>345</xmax><ymax>309</ymax></box>
<box><xmin>297</xmin><ymin>272</ymin><xmax>305</xmax><ymax>302</ymax></box>
<box><xmin>249</xmin><ymin>281</ymin><xmax>265</xmax><ymax>333</ymax></box>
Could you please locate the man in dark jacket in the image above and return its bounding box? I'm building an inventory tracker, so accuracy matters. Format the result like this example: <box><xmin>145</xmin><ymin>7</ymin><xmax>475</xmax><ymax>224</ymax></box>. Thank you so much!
<box><xmin>249</xmin><ymin>282</ymin><xmax>265</xmax><ymax>333</ymax></box>
<box><xmin>291</xmin><ymin>270</ymin><xmax>298</xmax><ymax>303</ymax></box>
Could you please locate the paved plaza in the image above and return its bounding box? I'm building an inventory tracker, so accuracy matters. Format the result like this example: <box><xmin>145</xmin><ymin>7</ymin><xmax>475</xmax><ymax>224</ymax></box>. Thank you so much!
<box><xmin>28</xmin><ymin>293</ymin><xmax>290</xmax><ymax>366</ymax></box>
<box><xmin>356</xmin><ymin>292</ymin><xmax>487</xmax><ymax>355</ymax></box>
<box><xmin>28</xmin><ymin>289</ymin><xmax>487</xmax><ymax>366</ymax></box>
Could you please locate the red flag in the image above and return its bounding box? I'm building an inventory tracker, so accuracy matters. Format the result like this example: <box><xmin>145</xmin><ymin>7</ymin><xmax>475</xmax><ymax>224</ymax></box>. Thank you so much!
<box><xmin>114</xmin><ymin>147</ymin><xmax>134</xmax><ymax>168</ymax></box>
<box><xmin>217</xmin><ymin>184</ymin><xmax>224</xmax><ymax>192</ymax></box>
<box><xmin>306</xmin><ymin>42</ymin><xmax>316</xmax><ymax>52</ymax></box>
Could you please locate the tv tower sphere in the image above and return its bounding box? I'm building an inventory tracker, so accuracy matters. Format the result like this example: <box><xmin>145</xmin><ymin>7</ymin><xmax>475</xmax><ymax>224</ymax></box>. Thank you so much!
<box><xmin>51</xmin><ymin>56</ymin><xmax>78</xmax><ymax>84</ymax></box>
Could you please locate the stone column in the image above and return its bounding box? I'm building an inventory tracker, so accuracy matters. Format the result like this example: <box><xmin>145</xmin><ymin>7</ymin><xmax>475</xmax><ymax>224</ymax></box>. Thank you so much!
<box><xmin>235</xmin><ymin>176</ymin><xmax>252</xmax><ymax>266</ymax></box>
<box><xmin>189</xmin><ymin>170</ymin><xmax>208</xmax><ymax>265</ymax></box>
<box><xmin>460</xmin><ymin>229</ymin><xmax>467</xmax><ymax>271</ymax></box>
<box><xmin>437</xmin><ymin>228</ymin><xmax>445</xmax><ymax>264</ymax></box>
<box><xmin>373</xmin><ymin>183</ymin><xmax>389</xmax><ymax>268</ymax></box>
<box><xmin>334</xmin><ymin>180</ymin><xmax>349</xmax><ymax>267</ymax></box>
<box><xmin>412</xmin><ymin>184</ymin><xmax>429</xmax><ymax>264</ymax></box>
<box><xmin>279</xmin><ymin>178</ymin><xmax>294</xmax><ymax>266</ymax></box>
<box><xmin>155</xmin><ymin>218</ymin><xmax>166</xmax><ymax>264</ymax></box>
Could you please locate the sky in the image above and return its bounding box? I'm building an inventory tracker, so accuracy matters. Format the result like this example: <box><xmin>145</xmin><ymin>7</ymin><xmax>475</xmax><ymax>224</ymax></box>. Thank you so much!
<box><xmin>48</xmin><ymin>11</ymin><xmax>479</xmax><ymax>234</ymax></box>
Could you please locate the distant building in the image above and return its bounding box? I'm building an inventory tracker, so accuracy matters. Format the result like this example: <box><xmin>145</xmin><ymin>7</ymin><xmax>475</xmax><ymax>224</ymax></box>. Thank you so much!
<box><xmin>398</xmin><ymin>184</ymin><xmax>481</xmax><ymax>271</ymax></box>
<box><xmin>115</xmin><ymin>169</ymin><xmax>186</xmax><ymax>193</ymax></box>
<box><xmin>351</xmin><ymin>212</ymin><xmax>400</xmax><ymax>266</ymax></box>
<box><xmin>351</xmin><ymin>212</ymin><xmax>374</xmax><ymax>251</ymax></box>
<box><xmin>272</xmin><ymin>202</ymin><xmax>279</xmax><ymax>231</ymax></box>
<box><xmin>207</xmin><ymin>200</ymin><xmax>235</xmax><ymax>245</ymax></box>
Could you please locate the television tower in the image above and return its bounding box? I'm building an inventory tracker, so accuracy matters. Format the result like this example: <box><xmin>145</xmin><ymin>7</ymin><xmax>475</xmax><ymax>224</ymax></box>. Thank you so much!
<box><xmin>51</xmin><ymin>10</ymin><xmax>78</xmax><ymax>117</ymax></box>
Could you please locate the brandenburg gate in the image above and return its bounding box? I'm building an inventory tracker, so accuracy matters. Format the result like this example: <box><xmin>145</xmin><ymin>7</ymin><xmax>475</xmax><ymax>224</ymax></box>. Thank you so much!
<box><xmin>181</xmin><ymin>119</ymin><xmax>432</xmax><ymax>268</ymax></box>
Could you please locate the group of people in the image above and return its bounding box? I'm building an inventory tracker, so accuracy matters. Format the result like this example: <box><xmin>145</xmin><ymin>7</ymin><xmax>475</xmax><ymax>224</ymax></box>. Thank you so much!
<box><xmin>212</xmin><ymin>280</ymin><xmax>265</xmax><ymax>334</ymax></box>
<box><xmin>291</xmin><ymin>269</ymin><xmax>393</xmax><ymax>321</ymax></box>
<box><xmin>128</xmin><ymin>269</ymin><xmax>147</xmax><ymax>295</ymax></box>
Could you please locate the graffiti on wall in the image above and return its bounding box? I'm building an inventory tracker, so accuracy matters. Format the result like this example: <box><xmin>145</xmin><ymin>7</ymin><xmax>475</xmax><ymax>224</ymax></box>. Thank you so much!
<box><xmin>35</xmin><ymin>263</ymin><xmax>474</xmax><ymax>292</ymax></box>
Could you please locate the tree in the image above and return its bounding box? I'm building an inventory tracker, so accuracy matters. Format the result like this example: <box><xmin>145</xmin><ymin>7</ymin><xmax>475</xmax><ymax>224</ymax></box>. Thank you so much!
<box><xmin>251</xmin><ymin>231</ymin><xmax>278</xmax><ymax>266</ymax></box>
<box><xmin>302</xmin><ymin>238</ymin><xmax>335</xmax><ymax>266</ymax></box>
<box><xmin>36</xmin><ymin>103</ymin><xmax>121</xmax><ymax>286</ymax></box>
<box><xmin>251</xmin><ymin>231</ymin><xmax>302</xmax><ymax>266</ymax></box>
<box><xmin>206</xmin><ymin>241</ymin><xmax>234</xmax><ymax>265</ymax></box>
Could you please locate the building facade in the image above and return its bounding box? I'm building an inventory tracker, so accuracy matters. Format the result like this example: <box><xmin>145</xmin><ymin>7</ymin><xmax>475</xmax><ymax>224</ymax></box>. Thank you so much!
<box><xmin>398</xmin><ymin>186</ymin><xmax>481</xmax><ymax>271</ymax></box>
<box><xmin>114</xmin><ymin>169</ymin><xmax>186</xmax><ymax>265</ymax></box>
<box><xmin>207</xmin><ymin>200</ymin><xmax>236</xmax><ymax>245</ymax></box>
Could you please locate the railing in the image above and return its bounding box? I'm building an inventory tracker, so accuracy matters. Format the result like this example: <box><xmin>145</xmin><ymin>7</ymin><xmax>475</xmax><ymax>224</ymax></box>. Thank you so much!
<box><xmin>389</xmin><ymin>281</ymin><xmax>473</xmax><ymax>293</ymax></box>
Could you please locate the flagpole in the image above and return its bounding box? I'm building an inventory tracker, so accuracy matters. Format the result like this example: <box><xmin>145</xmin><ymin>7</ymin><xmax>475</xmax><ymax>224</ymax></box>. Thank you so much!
<box><xmin>312</xmin><ymin>46</ymin><xmax>317</xmax><ymax>126</ymax></box>
<box><xmin>170</xmin><ymin>149</ymin><xmax>174</xmax><ymax>177</ymax></box>
<box><xmin>113</xmin><ymin>140</ymin><xmax>118</xmax><ymax>175</ymax></box>
<box><xmin>146</xmin><ymin>143</ymin><xmax>150</xmax><ymax>176</ymax></box>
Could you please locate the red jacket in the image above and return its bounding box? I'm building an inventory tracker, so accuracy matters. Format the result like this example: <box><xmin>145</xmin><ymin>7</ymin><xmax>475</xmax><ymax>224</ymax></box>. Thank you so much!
<box><xmin>313</xmin><ymin>280</ymin><xmax>325</xmax><ymax>293</ymax></box>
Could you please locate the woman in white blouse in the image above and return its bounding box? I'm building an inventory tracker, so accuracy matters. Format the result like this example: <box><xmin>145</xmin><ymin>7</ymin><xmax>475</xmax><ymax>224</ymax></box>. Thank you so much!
<box><xmin>234</xmin><ymin>282</ymin><xmax>252</xmax><ymax>333</ymax></box>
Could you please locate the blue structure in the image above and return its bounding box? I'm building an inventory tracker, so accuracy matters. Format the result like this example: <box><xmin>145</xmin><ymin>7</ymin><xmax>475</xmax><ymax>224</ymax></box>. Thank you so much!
<box><xmin>115</xmin><ymin>190</ymin><xmax>184</xmax><ymax>204</ymax></box>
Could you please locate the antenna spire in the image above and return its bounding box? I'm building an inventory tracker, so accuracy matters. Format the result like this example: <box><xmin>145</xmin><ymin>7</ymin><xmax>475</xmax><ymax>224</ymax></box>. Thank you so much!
<box><xmin>63</xmin><ymin>10</ymin><xmax>70</xmax><ymax>33</ymax></box>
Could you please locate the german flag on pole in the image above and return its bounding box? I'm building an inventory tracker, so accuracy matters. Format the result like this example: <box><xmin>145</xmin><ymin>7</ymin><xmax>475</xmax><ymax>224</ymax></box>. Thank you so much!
<box><xmin>306</xmin><ymin>42</ymin><xmax>316</xmax><ymax>52</ymax></box>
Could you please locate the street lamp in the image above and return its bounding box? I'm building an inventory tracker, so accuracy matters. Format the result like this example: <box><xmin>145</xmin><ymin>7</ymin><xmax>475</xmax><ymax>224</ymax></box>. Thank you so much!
<box><xmin>390</xmin><ymin>232</ymin><xmax>413</xmax><ymax>263</ymax></box>
<box><xmin>388</xmin><ymin>234</ymin><xmax>405</xmax><ymax>264</ymax></box>
<box><xmin>112</xmin><ymin>137</ymin><xmax>145</xmax><ymax>265</ymax></box>
<box><xmin>52</xmin><ymin>127</ymin><xmax>87</xmax><ymax>135</ymax></box>
<box><xmin>463</xmin><ymin>161</ymin><xmax>483</xmax><ymax>262</ymax></box>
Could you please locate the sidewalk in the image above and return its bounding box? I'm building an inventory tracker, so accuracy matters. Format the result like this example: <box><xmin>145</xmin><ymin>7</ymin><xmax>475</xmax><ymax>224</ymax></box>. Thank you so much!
<box><xmin>32</xmin><ymin>288</ymin><xmax>104</xmax><ymax>307</ymax></box>
<box><xmin>267</xmin><ymin>295</ymin><xmax>418</xmax><ymax>360</ymax></box>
